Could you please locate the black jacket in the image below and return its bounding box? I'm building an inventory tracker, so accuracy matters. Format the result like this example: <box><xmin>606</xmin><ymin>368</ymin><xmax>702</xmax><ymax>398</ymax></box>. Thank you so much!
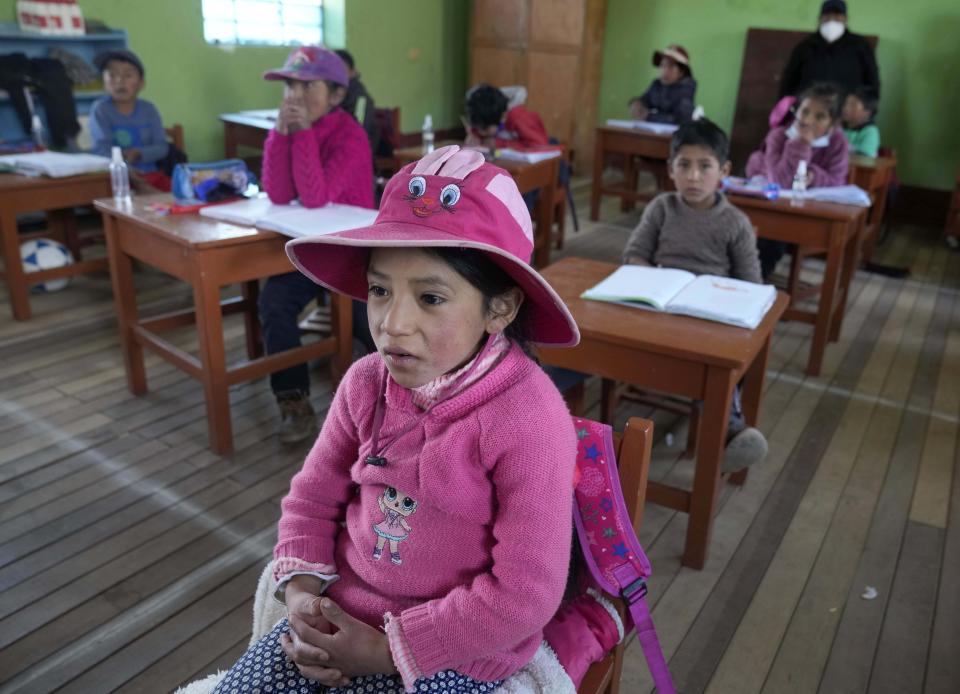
<box><xmin>631</xmin><ymin>76</ymin><xmax>697</xmax><ymax>124</ymax></box>
<box><xmin>780</xmin><ymin>30</ymin><xmax>880</xmax><ymax>99</ymax></box>
<box><xmin>341</xmin><ymin>76</ymin><xmax>379</xmax><ymax>154</ymax></box>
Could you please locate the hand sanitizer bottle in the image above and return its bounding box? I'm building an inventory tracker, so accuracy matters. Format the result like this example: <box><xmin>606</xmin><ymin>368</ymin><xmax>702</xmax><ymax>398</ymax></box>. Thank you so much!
<box><xmin>791</xmin><ymin>159</ymin><xmax>808</xmax><ymax>207</ymax></box>
<box><xmin>109</xmin><ymin>146</ymin><xmax>131</xmax><ymax>205</ymax></box>
<box><xmin>421</xmin><ymin>114</ymin><xmax>434</xmax><ymax>154</ymax></box>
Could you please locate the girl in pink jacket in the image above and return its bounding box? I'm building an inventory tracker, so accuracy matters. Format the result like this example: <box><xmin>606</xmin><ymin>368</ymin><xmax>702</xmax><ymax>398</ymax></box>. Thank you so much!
<box><xmin>745</xmin><ymin>82</ymin><xmax>849</xmax><ymax>278</ymax></box>
<box><xmin>214</xmin><ymin>146</ymin><xmax>580</xmax><ymax>694</ymax></box>
<box><xmin>257</xmin><ymin>46</ymin><xmax>375</xmax><ymax>445</ymax></box>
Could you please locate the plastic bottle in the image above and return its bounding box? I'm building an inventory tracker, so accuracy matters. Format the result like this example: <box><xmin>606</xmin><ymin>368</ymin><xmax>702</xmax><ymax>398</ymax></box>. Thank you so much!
<box><xmin>30</xmin><ymin>113</ymin><xmax>45</xmax><ymax>148</ymax></box>
<box><xmin>791</xmin><ymin>159</ymin><xmax>808</xmax><ymax>206</ymax></box>
<box><xmin>421</xmin><ymin>114</ymin><xmax>434</xmax><ymax>154</ymax></box>
<box><xmin>110</xmin><ymin>146</ymin><xmax>131</xmax><ymax>204</ymax></box>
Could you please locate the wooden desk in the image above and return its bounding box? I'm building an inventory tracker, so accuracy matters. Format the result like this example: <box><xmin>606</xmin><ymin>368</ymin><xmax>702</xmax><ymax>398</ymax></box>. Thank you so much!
<box><xmin>848</xmin><ymin>154</ymin><xmax>896</xmax><ymax>263</ymax></box>
<box><xmin>590</xmin><ymin>125</ymin><xmax>673</xmax><ymax>221</ymax></box>
<box><xmin>731</xmin><ymin>194</ymin><xmax>865</xmax><ymax>376</ymax></box>
<box><xmin>538</xmin><ymin>257</ymin><xmax>789</xmax><ymax>569</ymax></box>
<box><xmin>95</xmin><ymin>194</ymin><xmax>352</xmax><ymax>455</ymax></box>
<box><xmin>220</xmin><ymin>111</ymin><xmax>276</xmax><ymax>158</ymax></box>
<box><xmin>0</xmin><ymin>172</ymin><xmax>111</xmax><ymax>320</ymax></box>
<box><xmin>393</xmin><ymin>142</ymin><xmax>560</xmax><ymax>268</ymax></box>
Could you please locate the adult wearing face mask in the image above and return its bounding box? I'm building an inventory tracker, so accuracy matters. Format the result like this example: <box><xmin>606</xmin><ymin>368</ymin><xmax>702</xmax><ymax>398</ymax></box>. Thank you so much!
<box><xmin>780</xmin><ymin>0</ymin><xmax>880</xmax><ymax>101</ymax></box>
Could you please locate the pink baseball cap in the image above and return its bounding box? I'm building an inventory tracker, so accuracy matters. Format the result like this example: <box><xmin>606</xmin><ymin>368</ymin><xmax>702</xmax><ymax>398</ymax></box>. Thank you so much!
<box><xmin>263</xmin><ymin>45</ymin><xmax>348</xmax><ymax>86</ymax></box>
<box><xmin>286</xmin><ymin>145</ymin><xmax>579</xmax><ymax>347</ymax></box>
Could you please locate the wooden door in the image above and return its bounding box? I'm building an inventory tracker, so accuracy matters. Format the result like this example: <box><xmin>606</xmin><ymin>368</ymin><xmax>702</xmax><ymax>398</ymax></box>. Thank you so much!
<box><xmin>470</xmin><ymin>0</ymin><xmax>607</xmax><ymax>170</ymax></box>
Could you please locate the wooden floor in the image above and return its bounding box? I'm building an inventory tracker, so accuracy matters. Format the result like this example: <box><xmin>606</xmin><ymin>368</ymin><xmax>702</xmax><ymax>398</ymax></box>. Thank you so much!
<box><xmin>0</xmin><ymin>191</ymin><xmax>958</xmax><ymax>693</ymax></box>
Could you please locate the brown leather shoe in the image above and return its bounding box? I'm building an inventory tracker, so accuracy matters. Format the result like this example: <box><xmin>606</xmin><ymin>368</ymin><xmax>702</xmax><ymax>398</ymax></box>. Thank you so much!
<box><xmin>276</xmin><ymin>391</ymin><xmax>317</xmax><ymax>444</ymax></box>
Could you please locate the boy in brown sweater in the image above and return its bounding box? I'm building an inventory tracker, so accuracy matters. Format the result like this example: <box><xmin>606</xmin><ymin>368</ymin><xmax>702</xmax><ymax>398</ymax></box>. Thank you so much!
<box><xmin>623</xmin><ymin>118</ymin><xmax>767</xmax><ymax>471</ymax></box>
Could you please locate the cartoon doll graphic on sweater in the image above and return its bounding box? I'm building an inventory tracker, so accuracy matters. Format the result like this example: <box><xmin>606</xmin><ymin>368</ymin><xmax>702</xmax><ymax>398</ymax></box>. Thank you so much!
<box><xmin>372</xmin><ymin>486</ymin><xmax>418</xmax><ymax>565</ymax></box>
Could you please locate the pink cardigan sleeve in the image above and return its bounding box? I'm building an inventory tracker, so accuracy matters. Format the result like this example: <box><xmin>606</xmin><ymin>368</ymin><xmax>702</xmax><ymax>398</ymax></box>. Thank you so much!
<box><xmin>395</xmin><ymin>406</ymin><xmax>577</xmax><ymax>681</ymax></box>
<box><xmin>274</xmin><ymin>366</ymin><xmax>362</xmax><ymax>577</ymax></box>
<box><xmin>753</xmin><ymin>127</ymin><xmax>850</xmax><ymax>189</ymax></box>
<box><xmin>262</xmin><ymin>130</ymin><xmax>296</xmax><ymax>205</ymax></box>
<box><xmin>808</xmin><ymin>131</ymin><xmax>850</xmax><ymax>188</ymax></box>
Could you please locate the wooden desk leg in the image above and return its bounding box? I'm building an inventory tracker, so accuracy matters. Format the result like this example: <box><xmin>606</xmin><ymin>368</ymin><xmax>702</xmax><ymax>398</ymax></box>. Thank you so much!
<box><xmin>1</xmin><ymin>207</ymin><xmax>32</xmax><ymax>320</ymax></box>
<box><xmin>103</xmin><ymin>214</ymin><xmax>147</xmax><ymax>394</ymax></box>
<box><xmin>590</xmin><ymin>133</ymin><xmax>604</xmax><ymax>221</ymax></box>
<box><xmin>831</xmin><ymin>219</ymin><xmax>863</xmax><ymax>343</ymax></box>
<box><xmin>806</xmin><ymin>226</ymin><xmax>845</xmax><ymax>377</ymax></box>
<box><xmin>224</xmin><ymin>122</ymin><xmax>238</xmax><ymax>159</ymax></box>
<box><xmin>621</xmin><ymin>156</ymin><xmax>636</xmax><ymax>212</ymax></box>
<box><xmin>533</xmin><ymin>175</ymin><xmax>556</xmax><ymax>269</ymax></box>
<box><xmin>192</xmin><ymin>266</ymin><xmax>233</xmax><ymax>455</ymax></box>
<box><xmin>683</xmin><ymin>367</ymin><xmax>735</xmax><ymax>569</ymax></box>
<box><xmin>731</xmin><ymin>334</ymin><xmax>773</xmax><ymax>486</ymax></box>
<box><xmin>47</xmin><ymin>208</ymin><xmax>82</xmax><ymax>261</ymax></box>
<box><xmin>329</xmin><ymin>292</ymin><xmax>353</xmax><ymax>383</ymax></box>
<box><xmin>241</xmin><ymin>280</ymin><xmax>263</xmax><ymax>360</ymax></box>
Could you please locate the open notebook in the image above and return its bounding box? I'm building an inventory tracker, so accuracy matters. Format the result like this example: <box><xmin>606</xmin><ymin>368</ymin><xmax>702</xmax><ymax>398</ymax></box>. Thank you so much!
<box><xmin>199</xmin><ymin>195</ymin><xmax>377</xmax><ymax>238</ymax></box>
<box><xmin>495</xmin><ymin>148</ymin><xmax>563</xmax><ymax>164</ymax></box>
<box><xmin>605</xmin><ymin>119</ymin><xmax>679</xmax><ymax>136</ymax></box>
<box><xmin>0</xmin><ymin>151</ymin><xmax>110</xmax><ymax>178</ymax></box>
<box><xmin>581</xmin><ymin>265</ymin><xmax>777</xmax><ymax>329</ymax></box>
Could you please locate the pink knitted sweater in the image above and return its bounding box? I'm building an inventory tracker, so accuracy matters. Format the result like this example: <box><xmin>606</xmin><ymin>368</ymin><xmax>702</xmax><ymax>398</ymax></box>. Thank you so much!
<box><xmin>262</xmin><ymin>107</ymin><xmax>374</xmax><ymax>209</ymax></box>
<box><xmin>275</xmin><ymin>345</ymin><xmax>577</xmax><ymax>683</ymax></box>
<box><xmin>745</xmin><ymin>125</ymin><xmax>849</xmax><ymax>189</ymax></box>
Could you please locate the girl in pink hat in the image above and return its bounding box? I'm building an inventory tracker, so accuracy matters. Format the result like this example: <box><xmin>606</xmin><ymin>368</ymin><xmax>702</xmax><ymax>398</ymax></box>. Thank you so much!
<box><xmin>628</xmin><ymin>44</ymin><xmax>697</xmax><ymax>124</ymax></box>
<box><xmin>213</xmin><ymin>146</ymin><xmax>581</xmax><ymax>693</ymax></box>
<box><xmin>259</xmin><ymin>46</ymin><xmax>375</xmax><ymax>444</ymax></box>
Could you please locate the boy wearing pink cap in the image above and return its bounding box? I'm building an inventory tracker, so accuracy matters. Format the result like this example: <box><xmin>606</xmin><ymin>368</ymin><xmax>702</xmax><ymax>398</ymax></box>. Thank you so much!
<box><xmin>259</xmin><ymin>46</ymin><xmax>375</xmax><ymax>443</ymax></box>
<box><xmin>628</xmin><ymin>44</ymin><xmax>697</xmax><ymax>124</ymax></box>
<box><xmin>213</xmin><ymin>146</ymin><xmax>580</xmax><ymax>693</ymax></box>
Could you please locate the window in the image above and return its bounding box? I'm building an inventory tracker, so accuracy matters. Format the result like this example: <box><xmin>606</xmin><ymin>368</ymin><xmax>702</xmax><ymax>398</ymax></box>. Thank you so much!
<box><xmin>202</xmin><ymin>0</ymin><xmax>323</xmax><ymax>46</ymax></box>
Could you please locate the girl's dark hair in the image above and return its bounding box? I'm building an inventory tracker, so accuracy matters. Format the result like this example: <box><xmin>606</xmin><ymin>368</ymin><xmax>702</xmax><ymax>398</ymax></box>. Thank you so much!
<box><xmin>465</xmin><ymin>84</ymin><xmax>509</xmax><ymax>129</ymax></box>
<box><xmin>426</xmin><ymin>247</ymin><xmax>531</xmax><ymax>349</ymax></box>
<box><xmin>797</xmin><ymin>82</ymin><xmax>844</xmax><ymax>123</ymax></box>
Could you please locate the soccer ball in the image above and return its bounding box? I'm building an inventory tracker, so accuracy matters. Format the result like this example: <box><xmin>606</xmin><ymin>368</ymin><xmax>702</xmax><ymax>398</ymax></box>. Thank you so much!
<box><xmin>20</xmin><ymin>238</ymin><xmax>74</xmax><ymax>292</ymax></box>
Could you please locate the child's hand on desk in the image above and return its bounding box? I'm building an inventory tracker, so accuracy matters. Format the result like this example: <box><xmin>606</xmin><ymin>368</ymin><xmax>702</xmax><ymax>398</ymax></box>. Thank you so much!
<box><xmin>123</xmin><ymin>148</ymin><xmax>141</xmax><ymax>164</ymax></box>
<box><xmin>629</xmin><ymin>100</ymin><xmax>649</xmax><ymax>121</ymax></box>
<box><xmin>281</xmin><ymin>597</ymin><xmax>397</xmax><ymax>685</ymax></box>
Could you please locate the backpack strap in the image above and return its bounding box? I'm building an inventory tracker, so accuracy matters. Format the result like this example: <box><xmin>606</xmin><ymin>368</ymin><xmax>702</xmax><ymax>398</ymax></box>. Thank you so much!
<box><xmin>572</xmin><ymin>417</ymin><xmax>676</xmax><ymax>694</ymax></box>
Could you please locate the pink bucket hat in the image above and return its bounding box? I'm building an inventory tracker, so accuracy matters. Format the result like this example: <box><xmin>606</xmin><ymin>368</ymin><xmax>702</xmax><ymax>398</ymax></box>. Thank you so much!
<box><xmin>286</xmin><ymin>145</ymin><xmax>579</xmax><ymax>347</ymax></box>
<box><xmin>263</xmin><ymin>45</ymin><xmax>348</xmax><ymax>87</ymax></box>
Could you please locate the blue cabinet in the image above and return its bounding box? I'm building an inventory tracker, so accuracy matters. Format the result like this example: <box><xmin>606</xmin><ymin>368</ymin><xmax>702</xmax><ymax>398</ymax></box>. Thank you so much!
<box><xmin>0</xmin><ymin>21</ymin><xmax>127</xmax><ymax>145</ymax></box>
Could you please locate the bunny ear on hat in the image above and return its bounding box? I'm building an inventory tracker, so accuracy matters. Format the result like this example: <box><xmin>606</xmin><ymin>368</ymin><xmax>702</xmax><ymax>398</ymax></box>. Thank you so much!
<box><xmin>411</xmin><ymin>145</ymin><xmax>486</xmax><ymax>179</ymax></box>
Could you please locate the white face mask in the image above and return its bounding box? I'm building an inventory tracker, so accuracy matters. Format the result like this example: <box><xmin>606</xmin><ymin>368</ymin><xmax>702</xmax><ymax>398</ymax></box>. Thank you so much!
<box><xmin>819</xmin><ymin>20</ymin><xmax>845</xmax><ymax>43</ymax></box>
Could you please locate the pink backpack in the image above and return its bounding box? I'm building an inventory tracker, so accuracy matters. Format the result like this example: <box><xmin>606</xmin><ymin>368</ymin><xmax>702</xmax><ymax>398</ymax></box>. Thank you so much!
<box><xmin>569</xmin><ymin>417</ymin><xmax>675</xmax><ymax>693</ymax></box>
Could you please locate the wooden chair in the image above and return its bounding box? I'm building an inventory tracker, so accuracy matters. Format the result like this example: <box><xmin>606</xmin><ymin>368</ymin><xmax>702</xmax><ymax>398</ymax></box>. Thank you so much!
<box><xmin>578</xmin><ymin>416</ymin><xmax>654</xmax><ymax>694</ymax></box>
<box><xmin>164</xmin><ymin>123</ymin><xmax>185</xmax><ymax>151</ymax></box>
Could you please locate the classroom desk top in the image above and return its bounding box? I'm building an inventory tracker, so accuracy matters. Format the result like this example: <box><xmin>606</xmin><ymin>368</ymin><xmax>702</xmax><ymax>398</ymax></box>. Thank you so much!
<box><xmin>0</xmin><ymin>171</ymin><xmax>112</xmax><ymax>321</ymax></box>
<box><xmin>729</xmin><ymin>192</ymin><xmax>866</xmax><ymax>376</ymax></box>
<box><xmin>729</xmin><ymin>192</ymin><xmax>865</xmax><ymax>224</ymax></box>
<box><xmin>95</xmin><ymin>193</ymin><xmax>352</xmax><ymax>455</ymax></box>
<box><xmin>591</xmin><ymin>125</ymin><xmax>673</xmax><ymax>220</ymax></box>
<box><xmin>539</xmin><ymin>257</ymin><xmax>788</xmax><ymax>371</ymax></box>
<box><xmin>219</xmin><ymin>110</ymin><xmax>277</xmax><ymax>129</ymax></box>
<box><xmin>95</xmin><ymin>195</ymin><xmax>271</xmax><ymax>249</ymax></box>
<box><xmin>538</xmin><ymin>256</ymin><xmax>789</xmax><ymax>568</ymax></box>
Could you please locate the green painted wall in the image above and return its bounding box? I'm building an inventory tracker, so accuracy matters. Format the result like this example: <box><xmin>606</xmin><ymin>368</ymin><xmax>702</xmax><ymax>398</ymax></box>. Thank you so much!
<box><xmin>3</xmin><ymin>0</ymin><xmax>469</xmax><ymax>161</ymax></box>
<box><xmin>597</xmin><ymin>0</ymin><xmax>960</xmax><ymax>190</ymax></box>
